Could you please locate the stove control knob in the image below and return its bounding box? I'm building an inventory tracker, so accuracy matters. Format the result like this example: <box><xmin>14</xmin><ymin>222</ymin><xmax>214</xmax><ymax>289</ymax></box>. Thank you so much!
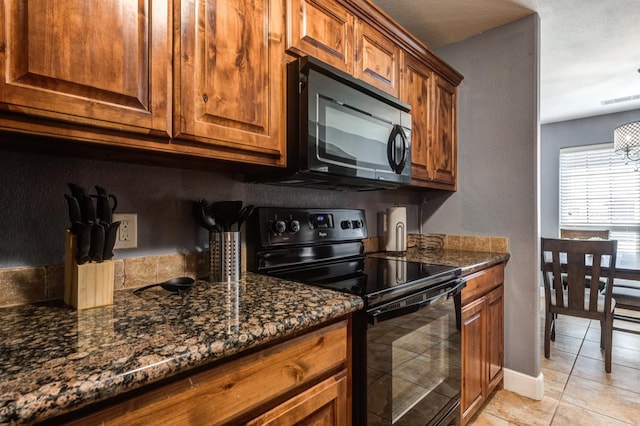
<box><xmin>352</xmin><ymin>220</ymin><xmax>362</xmax><ymax>229</ymax></box>
<box><xmin>272</xmin><ymin>220</ymin><xmax>286</xmax><ymax>234</ymax></box>
<box><xmin>341</xmin><ymin>220</ymin><xmax>353</xmax><ymax>229</ymax></box>
<box><xmin>289</xmin><ymin>220</ymin><xmax>301</xmax><ymax>233</ymax></box>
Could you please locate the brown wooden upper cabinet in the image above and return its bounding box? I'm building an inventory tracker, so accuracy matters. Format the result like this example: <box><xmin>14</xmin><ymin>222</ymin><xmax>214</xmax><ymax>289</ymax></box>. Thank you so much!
<box><xmin>354</xmin><ymin>20</ymin><xmax>399</xmax><ymax>97</ymax></box>
<box><xmin>0</xmin><ymin>0</ymin><xmax>286</xmax><ymax>167</ymax></box>
<box><xmin>286</xmin><ymin>0</ymin><xmax>399</xmax><ymax>97</ymax></box>
<box><xmin>400</xmin><ymin>53</ymin><xmax>433</xmax><ymax>183</ymax></box>
<box><xmin>174</xmin><ymin>0</ymin><xmax>287</xmax><ymax>166</ymax></box>
<box><xmin>0</xmin><ymin>0</ymin><xmax>170</xmax><ymax>136</ymax></box>
<box><xmin>286</xmin><ymin>0</ymin><xmax>354</xmax><ymax>74</ymax></box>
<box><xmin>400</xmin><ymin>53</ymin><xmax>458</xmax><ymax>190</ymax></box>
<box><xmin>431</xmin><ymin>74</ymin><xmax>458</xmax><ymax>189</ymax></box>
<box><xmin>0</xmin><ymin>0</ymin><xmax>461</xmax><ymax>182</ymax></box>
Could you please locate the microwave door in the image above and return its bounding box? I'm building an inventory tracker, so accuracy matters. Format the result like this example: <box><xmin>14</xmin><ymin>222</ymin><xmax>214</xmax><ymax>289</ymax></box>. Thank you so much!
<box><xmin>312</xmin><ymin>95</ymin><xmax>395</xmax><ymax>180</ymax></box>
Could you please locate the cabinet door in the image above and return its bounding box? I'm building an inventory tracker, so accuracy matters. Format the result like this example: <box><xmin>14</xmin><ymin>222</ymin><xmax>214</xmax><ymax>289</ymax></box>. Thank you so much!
<box><xmin>486</xmin><ymin>284</ymin><xmax>504</xmax><ymax>389</ymax></box>
<box><xmin>354</xmin><ymin>21</ymin><xmax>399</xmax><ymax>97</ymax></box>
<box><xmin>175</xmin><ymin>0</ymin><xmax>286</xmax><ymax>166</ymax></box>
<box><xmin>461</xmin><ymin>297</ymin><xmax>485</xmax><ymax>422</ymax></box>
<box><xmin>430</xmin><ymin>75</ymin><xmax>457</xmax><ymax>189</ymax></box>
<box><xmin>247</xmin><ymin>370</ymin><xmax>348</xmax><ymax>425</ymax></box>
<box><xmin>286</xmin><ymin>0</ymin><xmax>354</xmax><ymax>74</ymax></box>
<box><xmin>0</xmin><ymin>0</ymin><xmax>170</xmax><ymax>135</ymax></box>
<box><xmin>400</xmin><ymin>53</ymin><xmax>432</xmax><ymax>183</ymax></box>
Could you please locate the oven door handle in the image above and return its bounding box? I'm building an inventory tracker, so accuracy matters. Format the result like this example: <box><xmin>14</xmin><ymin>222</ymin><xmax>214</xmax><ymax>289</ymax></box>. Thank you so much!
<box><xmin>447</xmin><ymin>279</ymin><xmax>466</xmax><ymax>298</ymax></box>
<box><xmin>368</xmin><ymin>278</ymin><xmax>465</xmax><ymax>324</ymax></box>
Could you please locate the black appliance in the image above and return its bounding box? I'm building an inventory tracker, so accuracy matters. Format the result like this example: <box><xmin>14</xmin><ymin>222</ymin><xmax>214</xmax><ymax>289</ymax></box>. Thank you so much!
<box><xmin>248</xmin><ymin>207</ymin><xmax>465</xmax><ymax>425</ymax></box>
<box><xmin>249</xmin><ymin>57</ymin><xmax>412</xmax><ymax>191</ymax></box>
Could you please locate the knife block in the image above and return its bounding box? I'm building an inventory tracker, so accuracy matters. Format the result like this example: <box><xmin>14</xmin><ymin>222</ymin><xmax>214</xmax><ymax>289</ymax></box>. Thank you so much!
<box><xmin>64</xmin><ymin>230</ymin><xmax>115</xmax><ymax>309</ymax></box>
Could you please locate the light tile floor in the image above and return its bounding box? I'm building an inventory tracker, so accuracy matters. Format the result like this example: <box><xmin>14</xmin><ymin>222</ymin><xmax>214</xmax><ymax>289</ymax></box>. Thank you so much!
<box><xmin>468</xmin><ymin>304</ymin><xmax>640</xmax><ymax>426</ymax></box>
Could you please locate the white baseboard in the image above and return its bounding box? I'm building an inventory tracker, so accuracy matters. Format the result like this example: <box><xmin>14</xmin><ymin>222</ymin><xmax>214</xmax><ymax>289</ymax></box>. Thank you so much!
<box><xmin>503</xmin><ymin>368</ymin><xmax>544</xmax><ymax>400</ymax></box>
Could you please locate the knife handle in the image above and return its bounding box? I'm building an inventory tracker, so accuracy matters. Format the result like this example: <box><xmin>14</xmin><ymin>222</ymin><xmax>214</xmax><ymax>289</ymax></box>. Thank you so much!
<box><xmin>96</xmin><ymin>194</ymin><xmax>113</xmax><ymax>225</ymax></box>
<box><xmin>109</xmin><ymin>194</ymin><xmax>118</xmax><ymax>213</ymax></box>
<box><xmin>75</xmin><ymin>222</ymin><xmax>92</xmax><ymax>265</ymax></box>
<box><xmin>95</xmin><ymin>185</ymin><xmax>118</xmax><ymax>213</ymax></box>
<box><xmin>90</xmin><ymin>223</ymin><xmax>106</xmax><ymax>263</ymax></box>
<box><xmin>78</xmin><ymin>195</ymin><xmax>97</xmax><ymax>223</ymax></box>
<box><xmin>68</xmin><ymin>183</ymin><xmax>88</xmax><ymax>199</ymax></box>
<box><xmin>103</xmin><ymin>221</ymin><xmax>121</xmax><ymax>260</ymax></box>
<box><xmin>65</xmin><ymin>195</ymin><xmax>82</xmax><ymax>234</ymax></box>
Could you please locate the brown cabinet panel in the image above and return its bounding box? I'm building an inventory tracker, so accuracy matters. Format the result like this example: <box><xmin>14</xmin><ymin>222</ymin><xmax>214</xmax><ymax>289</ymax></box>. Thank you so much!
<box><xmin>461</xmin><ymin>263</ymin><xmax>505</xmax><ymax>425</ymax></box>
<box><xmin>354</xmin><ymin>21</ymin><xmax>399</xmax><ymax>97</ymax></box>
<box><xmin>486</xmin><ymin>285</ymin><xmax>504</xmax><ymax>389</ymax></box>
<box><xmin>461</xmin><ymin>263</ymin><xmax>503</xmax><ymax>305</ymax></box>
<box><xmin>286</xmin><ymin>0</ymin><xmax>354</xmax><ymax>74</ymax></box>
<box><xmin>247</xmin><ymin>370</ymin><xmax>348</xmax><ymax>425</ymax></box>
<box><xmin>461</xmin><ymin>297</ymin><xmax>485</xmax><ymax>420</ymax></box>
<box><xmin>0</xmin><ymin>0</ymin><xmax>170</xmax><ymax>134</ymax></box>
<box><xmin>431</xmin><ymin>75</ymin><xmax>457</xmax><ymax>188</ymax></box>
<box><xmin>399</xmin><ymin>53</ymin><xmax>432</xmax><ymax>182</ymax></box>
<box><xmin>400</xmin><ymin>53</ymin><xmax>458</xmax><ymax>190</ymax></box>
<box><xmin>174</xmin><ymin>0</ymin><xmax>286</xmax><ymax>165</ymax></box>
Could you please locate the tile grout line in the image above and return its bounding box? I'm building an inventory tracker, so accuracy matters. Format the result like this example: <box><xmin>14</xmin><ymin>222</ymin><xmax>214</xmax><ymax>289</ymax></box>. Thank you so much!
<box><xmin>551</xmin><ymin>320</ymin><xmax>638</xmax><ymax>426</ymax></box>
<box><xmin>546</xmin><ymin>321</ymin><xmax>588</xmax><ymax>425</ymax></box>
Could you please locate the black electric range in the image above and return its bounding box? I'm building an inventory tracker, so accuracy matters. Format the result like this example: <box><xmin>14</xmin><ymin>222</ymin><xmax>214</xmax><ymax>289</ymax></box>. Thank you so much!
<box><xmin>247</xmin><ymin>207</ymin><xmax>464</xmax><ymax>425</ymax></box>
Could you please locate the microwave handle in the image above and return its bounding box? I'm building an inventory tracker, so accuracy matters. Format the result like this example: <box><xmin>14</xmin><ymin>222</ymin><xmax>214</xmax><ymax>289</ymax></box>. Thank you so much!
<box><xmin>387</xmin><ymin>125</ymin><xmax>408</xmax><ymax>174</ymax></box>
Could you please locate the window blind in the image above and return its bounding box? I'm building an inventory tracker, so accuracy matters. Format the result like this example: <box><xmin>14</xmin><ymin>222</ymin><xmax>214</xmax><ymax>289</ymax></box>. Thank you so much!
<box><xmin>559</xmin><ymin>143</ymin><xmax>640</xmax><ymax>252</ymax></box>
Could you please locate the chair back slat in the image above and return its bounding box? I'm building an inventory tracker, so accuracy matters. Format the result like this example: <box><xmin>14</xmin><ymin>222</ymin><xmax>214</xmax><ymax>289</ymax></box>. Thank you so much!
<box><xmin>590</xmin><ymin>254</ymin><xmax>603</xmax><ymax>312</ymax></box>
<box><xmin>566</xmin><ymin>252</ymin><xmax>587</xmax><ymax>310</ymax></box>
<box><xmin>550</xmin><ymin>250</ymin><xmax>564</xmax><ymax>307</ymax></box>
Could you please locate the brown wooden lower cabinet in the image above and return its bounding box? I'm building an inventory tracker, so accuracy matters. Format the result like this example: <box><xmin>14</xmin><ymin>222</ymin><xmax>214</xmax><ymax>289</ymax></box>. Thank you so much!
<box><xmin>247</xmin><ymin>370</ymin><xmax>347</xmax><ymax>425</ymax></box>
<box><xmin>461</xmin><ymin>264</ymin><xmax>505</xmax><ymax>425</ymax></box>
<box><xmin>59</xmin><ymin>319</ymin><xmax>351</xmax><ymax>426</ymax></box>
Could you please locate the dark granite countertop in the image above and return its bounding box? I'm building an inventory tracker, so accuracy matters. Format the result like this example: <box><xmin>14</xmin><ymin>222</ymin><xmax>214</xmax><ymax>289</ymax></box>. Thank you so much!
<box><xmin>0</xmin><ymin>272</ymin><xmax>363</xmax><ymax>425</ymax></box>
<box><xmin>369</xmin><ymin>248</ymin><xmax>510</xmax><ymax>276</ymax></box>
<box><xmin>0</xmin><ymin>248</ymin><xmax>507</xmax><ymax>424</ymax></box>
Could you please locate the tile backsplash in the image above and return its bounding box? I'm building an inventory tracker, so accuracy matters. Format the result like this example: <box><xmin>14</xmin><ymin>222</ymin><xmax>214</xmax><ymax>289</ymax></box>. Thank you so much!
<box><xmin>0</xmin><ymin>252</ymin><xmax>208</xmax><ymax>308</ymax></box>
<box><xmin>0</xmin><ymin>233</ymin><xmax>508</xmax><ymax>308</ymax></box>
<box><xmin>365</xmin><ymin>233</ymin><xmax>509</xmax><ymax>254</ymax></box>
<box><xmin>409</xmin><ymin>233</ymin><xmax>509</xmax><ymax>253</ymax></box>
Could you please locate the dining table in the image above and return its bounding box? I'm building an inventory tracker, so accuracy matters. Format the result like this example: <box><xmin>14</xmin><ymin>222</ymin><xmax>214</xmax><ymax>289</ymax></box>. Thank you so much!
<box><xmin>612</xmin><ymin>251</ymin><xmax>640</xmax><ymax>281</ymax></box>
<box><xmin>608</xmin><ymin>252</ymin><xmax>640</xmax><ymax>330</ymax></box>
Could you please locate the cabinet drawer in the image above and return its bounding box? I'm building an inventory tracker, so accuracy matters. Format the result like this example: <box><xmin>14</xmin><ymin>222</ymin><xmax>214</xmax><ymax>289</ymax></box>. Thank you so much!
<box><xmin>65</xmin><ymin>321</ymin><xmax>348</xmax><ymax>426</ymax></box>
<box><xmin>247</xmin><ymin>370</ymin><xmax>348</xmax><ymax>425</ymax></box>
<box><xmin>462</xmin><ymin>264</ymin><xmax>504</xmax><ymax>305</ymax></box>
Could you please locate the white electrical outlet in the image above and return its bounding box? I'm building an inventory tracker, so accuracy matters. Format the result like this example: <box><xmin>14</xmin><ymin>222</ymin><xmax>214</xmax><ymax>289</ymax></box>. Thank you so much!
<box><xmin>113</xmin><ymin>213</ymin><xmax>138</xmax><ymax>249</ymax></box>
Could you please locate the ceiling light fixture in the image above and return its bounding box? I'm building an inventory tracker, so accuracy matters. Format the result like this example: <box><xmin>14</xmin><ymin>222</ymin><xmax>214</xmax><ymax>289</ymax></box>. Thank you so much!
<box><xmin>614</xmin><ymin>120</ymin><xmax>640</xmax><ymax>170</ymax></box>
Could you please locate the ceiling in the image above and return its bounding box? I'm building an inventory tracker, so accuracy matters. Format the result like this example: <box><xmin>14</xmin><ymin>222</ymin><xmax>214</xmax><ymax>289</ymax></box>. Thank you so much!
<box><xmin>372</xmin><ymin>0</ymin><xmax>640</xmax><ymax>124</ymax></box>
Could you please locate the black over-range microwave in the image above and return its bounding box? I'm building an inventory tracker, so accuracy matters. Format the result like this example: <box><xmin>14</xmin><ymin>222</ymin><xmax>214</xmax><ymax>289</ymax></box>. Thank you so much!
<box><xmin>250</xmin><ymin>56</ymin><xmax>412</xmax><ymax>191</ymax></box>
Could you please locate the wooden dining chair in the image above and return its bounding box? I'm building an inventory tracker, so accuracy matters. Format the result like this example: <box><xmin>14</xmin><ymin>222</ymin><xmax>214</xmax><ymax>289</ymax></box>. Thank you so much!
<box><xmin>560</xmin><ymin>229</ymin><xmax>610</xmax><ymax>240</ymax></box>
<box><xmin>541</xmin><ymin>238</ymin><xmax>617</xmax><ymax>372</ymax></box>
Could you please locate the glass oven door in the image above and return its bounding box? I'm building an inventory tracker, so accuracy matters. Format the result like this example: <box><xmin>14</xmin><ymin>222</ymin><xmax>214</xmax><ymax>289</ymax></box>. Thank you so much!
<box><xmin>366</xmin><ymin>294</ymin><xmax>462</xmax><ymax>425</ymax></box>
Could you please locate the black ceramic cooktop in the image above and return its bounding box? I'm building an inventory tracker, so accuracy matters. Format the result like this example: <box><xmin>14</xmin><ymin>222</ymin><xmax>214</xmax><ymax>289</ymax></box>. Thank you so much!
<box><xmin>266</xmin><ymin>256</ymin><xmax>460</xmax><ymax>300</ymax></box>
